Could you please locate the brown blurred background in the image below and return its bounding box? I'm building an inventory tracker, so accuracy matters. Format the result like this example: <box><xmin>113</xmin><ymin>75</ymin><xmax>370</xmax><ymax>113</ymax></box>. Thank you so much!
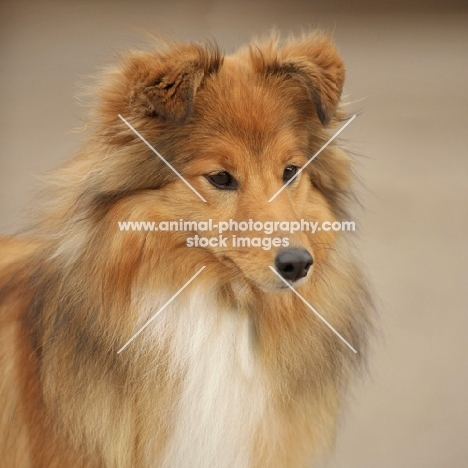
<box><xmin>1</xmin><ymin>1</ymin><xmax>467</xmax><ymax>466</ymax></box>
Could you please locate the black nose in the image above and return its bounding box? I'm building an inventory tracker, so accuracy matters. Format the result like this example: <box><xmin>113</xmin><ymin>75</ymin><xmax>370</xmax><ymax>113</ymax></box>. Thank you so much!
<box><xmin>275</xmin><ymin>248</ymin><xmax>313</xmax><ymax>282</ymax></box>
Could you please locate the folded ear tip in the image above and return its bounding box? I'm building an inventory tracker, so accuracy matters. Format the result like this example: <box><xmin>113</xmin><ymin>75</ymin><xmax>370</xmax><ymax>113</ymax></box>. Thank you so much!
<box><xmin>250</xmin><ymin>32</ymin><xmax>345</xmax><ymax>127</ymax></box>
<box><xmin>316</xmin><ymin>105</ymin><xmax>331</xmax><ymax>126</ymax></box>
<box><xmin>120</xmin><ymin>41</ymin><xmax>223</xmax><ymax>123</ymax></box>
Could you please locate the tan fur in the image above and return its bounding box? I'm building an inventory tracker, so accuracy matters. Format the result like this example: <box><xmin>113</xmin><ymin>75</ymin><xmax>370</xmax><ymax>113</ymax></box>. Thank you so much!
<box><xmin>0</xmin><ymin>32</ymin><xmax>371</xmax><ymax>467</ymax></box>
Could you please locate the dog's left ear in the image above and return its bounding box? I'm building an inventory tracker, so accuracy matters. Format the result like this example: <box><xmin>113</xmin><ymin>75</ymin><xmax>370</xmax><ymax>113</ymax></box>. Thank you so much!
<box><xmin>253</xmin><ymin>34</ymin><xmax>345</xmax><ymax>125</ymax></box>
<box><xmin>122</xmin><ymin>42</ymin><xmax>223</xmax><ymax>123</ymax></box>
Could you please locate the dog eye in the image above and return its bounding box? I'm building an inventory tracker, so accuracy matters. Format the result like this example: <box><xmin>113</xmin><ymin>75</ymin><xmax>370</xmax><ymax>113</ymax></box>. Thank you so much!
<box><xmin>206</xmin><ymin>171</ymin><xmax>238</xmax><ymax>190</ymax></box>
<box><xmin>283</xmin><ymin>165</ymin><xmax>298</xmax><ymax>183</ymax></box>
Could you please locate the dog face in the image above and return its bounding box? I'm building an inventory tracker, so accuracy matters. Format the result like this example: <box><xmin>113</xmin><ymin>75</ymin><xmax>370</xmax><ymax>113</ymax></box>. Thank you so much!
<box><xmin>92</xmin><ymin>35</ymin><xmax>351</xmax><ymax>292</ymax></box>
<box><xmin>176</xmin><ymin>66</ymin><xmax>337</xmax><ymax>291</ymax></box>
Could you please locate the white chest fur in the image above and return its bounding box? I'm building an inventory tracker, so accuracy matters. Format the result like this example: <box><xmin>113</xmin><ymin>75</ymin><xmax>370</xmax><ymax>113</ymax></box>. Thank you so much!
<box><xmin>139</xmin><ymin>290</ymin><xmax>267</xmax><ymax>468</ymax></box>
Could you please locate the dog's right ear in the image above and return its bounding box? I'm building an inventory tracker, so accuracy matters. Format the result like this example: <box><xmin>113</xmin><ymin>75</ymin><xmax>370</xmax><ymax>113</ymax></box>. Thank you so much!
<box><xmin>114</xmin><ymin>42</ymin><xmax>222</xmax><ymax>123</ymax></box>
<box><xmin>250</xmin><ymin>33</ymin><xmax>345</xmax><ymax>126</ymax></box>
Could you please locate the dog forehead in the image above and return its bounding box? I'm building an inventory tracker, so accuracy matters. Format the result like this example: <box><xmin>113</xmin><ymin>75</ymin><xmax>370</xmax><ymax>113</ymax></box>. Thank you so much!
<box><xmin>192</xmin><ymin>70</ymin><xmax>302</xmax><ymax>156</ymax></box>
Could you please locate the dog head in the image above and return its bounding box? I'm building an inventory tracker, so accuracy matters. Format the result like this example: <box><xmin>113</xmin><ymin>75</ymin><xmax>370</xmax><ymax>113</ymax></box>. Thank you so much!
<box><xmin>87</xmin><ymin>34</ymin><xmax>352</xmax><ymax>292</ymax></box>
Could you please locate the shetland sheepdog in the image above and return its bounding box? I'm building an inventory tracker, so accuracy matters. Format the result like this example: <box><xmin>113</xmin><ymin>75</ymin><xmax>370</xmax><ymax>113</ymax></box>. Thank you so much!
<box><xmin>0</xmin><ymin>33</ymin><xmax>372</xmax><ymax>467</ymax></box>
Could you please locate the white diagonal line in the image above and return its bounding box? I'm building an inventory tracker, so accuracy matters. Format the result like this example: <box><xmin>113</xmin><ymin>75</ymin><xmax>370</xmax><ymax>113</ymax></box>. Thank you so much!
<box><xmin>269</xmin><ymin>266</ymin><xmax>357</xmax><ymax>353</ymax></box>
<box><xmin>117</xmin><ymin>266</ymin><xmax>206</xmax><ymax>354</ymax></box>
<box><xmin>268</xmin><ymin>114</ymin><xmax>356</xmax><ymax>202</ymax></box>
<box><xmin>118</xmin><ymin>114</ymin><xmax>207</xmax><ymax>202</ymax></box>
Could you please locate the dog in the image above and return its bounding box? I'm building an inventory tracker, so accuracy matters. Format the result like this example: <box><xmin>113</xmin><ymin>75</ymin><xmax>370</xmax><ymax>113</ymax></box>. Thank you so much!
<box><xmin>0</xmin><ymin>32</ymin><xmax>372</xmax><ymax>467</ymax></box>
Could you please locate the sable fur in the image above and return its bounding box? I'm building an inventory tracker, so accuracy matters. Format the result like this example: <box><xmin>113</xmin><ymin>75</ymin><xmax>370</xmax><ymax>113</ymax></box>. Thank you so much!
<box><xmin>0</xmin><ymin>32</ymin><xmax>372</xmax><ymax>467</ymax></box>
